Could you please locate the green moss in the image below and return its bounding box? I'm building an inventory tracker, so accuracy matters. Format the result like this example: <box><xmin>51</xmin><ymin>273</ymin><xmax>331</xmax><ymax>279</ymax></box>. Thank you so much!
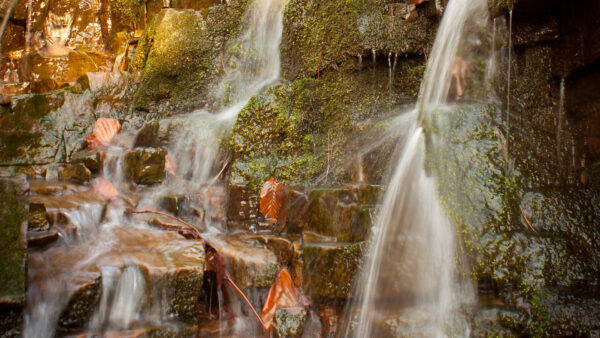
<box><xmin>281</xmin><ymin>0</ymin><xmax>436</xmax><ymax>80</ymax></box>
<box><xmin>229</xmin><ymin>70</ymin><xmax>397</xmax><ymax>192</ymax></box>
<box><xmin>0</xmin><ymin>178</ymin><xmax>27</xmax><ymax>306</ymax></box>
<box><xmin>168</xmin><ymin>268</ymin><xmax>204</xmax><ymax>324</ymax></box>
<box><xmin>132</xmin><ymin>2</ymin><xmax>249</xmax><ymax>114</ymax></box>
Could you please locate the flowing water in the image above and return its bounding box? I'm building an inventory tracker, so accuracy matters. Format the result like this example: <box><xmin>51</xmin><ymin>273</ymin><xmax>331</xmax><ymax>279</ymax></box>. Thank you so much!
<box><xmin>24</xmin><ymin>0</ymin><xmax>288</xmax><ymax>336</ymax></box>
<box><xmin>349</xmin><ymin>0</ymin><xmax>489</xmax><ymax>336</ymax></box>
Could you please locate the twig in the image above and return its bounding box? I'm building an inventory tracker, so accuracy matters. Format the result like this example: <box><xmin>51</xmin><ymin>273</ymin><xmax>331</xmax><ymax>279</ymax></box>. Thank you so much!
<box><xmin>125</xmin><ymin>209</ymin><xmax>267</xmax><ymax>331</ymax></box>
<box><xmin>224</xmin><ymin>270</ymin><xmax>266</xmax><ymax>328</ymax></box>
<box><xmin>519</xmin><ymin>206</ymin><xmax>537</xmax><ymax>233</ymax></box>
<box><xmin>209</xmin><ymin>157</ymin><xmax>230</xmax><ymax>186</ymax></box>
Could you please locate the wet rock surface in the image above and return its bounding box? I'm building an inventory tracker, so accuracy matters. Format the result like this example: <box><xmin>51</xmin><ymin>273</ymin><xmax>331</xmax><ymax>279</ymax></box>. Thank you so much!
<box><xmin>273</xmin><ymin>306</ymin><xmax>307</xmax><ymax>338</ymax></box>
<box><xmin>124</xmin><ymin>148</ymin><xmax>166</xmax><ymax>184</ymax></box>
<box><xmin>302</xmin><ymin>242</ymin><xmax>364</xmax><ymax>300</ymax></box>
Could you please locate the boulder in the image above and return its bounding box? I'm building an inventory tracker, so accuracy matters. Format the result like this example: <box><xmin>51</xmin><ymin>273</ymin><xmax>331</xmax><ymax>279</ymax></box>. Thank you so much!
<box><xmin>124</xmin><ymin>148</ymin><xmax>166</xmax><ymax>184</ymax></box>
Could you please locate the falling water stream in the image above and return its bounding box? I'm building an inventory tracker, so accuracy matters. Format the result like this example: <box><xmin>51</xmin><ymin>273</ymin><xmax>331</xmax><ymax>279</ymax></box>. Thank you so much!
<box><xmin>24</xmin><ymin>0</ymin><xmax>288</xmax><ymax>336</ymax></box>
<box><xmin>349</xmin><ymin>0</ymin><xmax>489</xmax><ymax>336</ymax></box>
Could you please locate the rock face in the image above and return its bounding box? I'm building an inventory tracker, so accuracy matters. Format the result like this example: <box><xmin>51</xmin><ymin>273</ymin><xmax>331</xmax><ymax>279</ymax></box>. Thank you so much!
<box><xmin>0</xmin><ymin>176</ymin><xmax>28</xmax><ymax>336</ymax></box>
<box><xmin>124</xmin><ymin>148</ymin><xmax>166</xmax><ymax>184</ymax></box>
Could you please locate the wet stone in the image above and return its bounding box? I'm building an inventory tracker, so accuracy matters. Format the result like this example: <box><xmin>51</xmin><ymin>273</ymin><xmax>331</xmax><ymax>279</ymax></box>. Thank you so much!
<box><xmin>59</xmin><ymin>163</ymin><xmax>93</xmax><ymax>183</ymax></box>
<box><xmin>71</xmin><ymin>150</ymin><xmax>101</xmax><ymax>174</ymax></box>
<box><xmin>134</xmin><ymin>122</ymin><xmax>161</xmax><ymax>148</ymax></box>
<box><xmin>0</xmin><ymin>176</ymin><xmax>28</xmax><ymax>308</ymax></box>
<box><xmin>160</xmin><ymin>195</ymin><xmax>188</xmax><ymax>217</ymax></box>
<box><xmin>209</xmin><ymin>235</ymin><xmax>278</xmax><ymax>290</ymax></box>
<box><xmin>27</xmin><ymin>230</ymin><xmax>60</xmax><ymax>249</ymax></box>
<box><xmin>273</xmin><ymin>306</ymin><xmax>307</xmax><ymax>338</ymax></box>
<box><xmin>226</xmin><ymin>185</ymin><xmax>259</xmax><ymax>224</ymax></box>
<box><xmin>59</xmin><ymin>277</ymin><xmax>102</xmax><ymax>329</ymax></box>
<box><xmin>27</xmin><ymin>202</ymin><xmax>50</xmax><ymax>232</ymax></box>
<box><xmin>124</xmin><ymin>148</ymin><xmax>166</xmax><ymax>185</ymax></box>
<box><xmin>306</xmin><ymin>188</ymin><xmax>376</xmax><ymax>242</ymax></box>
<box><xmin>302</xmin><ymin>242</ymin><xmax>364</xmax><ymax>300</ymax></box>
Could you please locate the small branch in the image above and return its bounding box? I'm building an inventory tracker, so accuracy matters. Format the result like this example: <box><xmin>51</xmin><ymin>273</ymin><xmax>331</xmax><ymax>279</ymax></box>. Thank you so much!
<box><xmin>224</xmin><ymin>270</ymin><xmax>266</xmax><ymax>329</ymax></box>
<box><xmin>519</xmin><ymin>206</ymin><xmax>536</xmax><ymax>233</ymax></box>
<box><xmin>209</xmin><ymin>157</ymin><xmax>230</xmax><ymax>187</ymax></box>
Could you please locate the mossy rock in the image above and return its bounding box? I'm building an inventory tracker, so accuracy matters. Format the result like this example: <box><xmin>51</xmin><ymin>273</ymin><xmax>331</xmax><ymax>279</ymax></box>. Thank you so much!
<box><xmin>229</xmin><ymin>70</ymin><xmax>398</xmax><ymax>192</ymax></box>
<box><xmin>27</xmin><ymin>202</ymin><xmax>50</xmax><ymax>232</ymax></box>
<box><xmin>58</xmin><ymin>277</ymin><xmax>102</xmax><ymax>329</ymax></box>
<box><xmin>302</xmin><ymin>241</ymin><xmax>364</xmax><ymax>300</ymax></box>
<box><xmin>2</xmin><ymin>90</ymin><xmax>96</xmax><ymax>166</ymax></box>
<box><xmin>71</xmin><ymin>150</ymin><xmax>101</xmax><ymax>174</ymax></box>
<box><xmin>124</xmin><ymin>148</ymin><xmax>166</xmax><ymax>184</ymax></box>
<box><xmin>305</xmin><ymin>188</ymin><xmax>375</xmax><ymax>242</ymax></box>
<box><xmin>59</xmin><ymin>163</ymin><xmax>93</xmax><ymax>183</ymax></box>
<box><xmin>0</xmin><ymin>176</ymin><xmax>28</xmax><ymax>307</ymax></box>
<box><xmin>281</xmin><ymin>0</ymin><xmax>436</xmax><ymax>80</ymax></box>
<box><xmin>273</xmin><ymin>306</ymin><xmax>307</xmax><ymax>338</ymax></box>
<box><xmin>132</xmin><ymin>2</ymin><xmax>249</xmax><ymax>114</ymax></box>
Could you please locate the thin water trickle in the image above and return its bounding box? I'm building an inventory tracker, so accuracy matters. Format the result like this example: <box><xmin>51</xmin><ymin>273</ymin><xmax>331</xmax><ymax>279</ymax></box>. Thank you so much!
<box><xmin>350</xmin><ymin>0</ymin><xmax>488</xmax><ymax>336</ymax></box>
<box><xmin>170</xmin><ymin>0</ymin><xmax>288</xmax><ymax>192</ymax></box>
<box><xmin>506</xmin><ymin>9</ymin><xmax>513</xmax><ymax>157</ymax></box>
<box><xmin>557</xmin><ymin>78</ymin><xmax>565</xmax><ymax>159</ymax></box>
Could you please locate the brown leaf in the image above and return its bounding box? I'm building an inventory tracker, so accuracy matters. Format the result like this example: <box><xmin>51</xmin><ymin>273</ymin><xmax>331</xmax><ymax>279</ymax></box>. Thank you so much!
<box><xmin>261</xmin><ymin>268</ymin><xmax>298</xmax><ymax>330</ymax></box>
<box><xmin>165</xmin><ymin>154</ymin><xmax>177</xmax><ymax>176</ymax></box>
<box><xmin>451</xmin><ymin>57</ymin><xmax>468</xmax><ymax>99</ymax></box>
<box><xmin>92</xmin><ymin>177</ymin><xmax>118</xmax><ymax>201</ymax></box>
<box><xmin>259</xmin><ymin>177</ymin><xmax>287</xmax><ymax>225</ymax></box>
<box><xmin>87</xmin><ymin>118</ymin><xmax>120</xmax><ymax>148</ymax></box>
<box><xmin>414</xmin><ymin>0</ymin><xmax>430</xmax><ymax>4</ymax></box>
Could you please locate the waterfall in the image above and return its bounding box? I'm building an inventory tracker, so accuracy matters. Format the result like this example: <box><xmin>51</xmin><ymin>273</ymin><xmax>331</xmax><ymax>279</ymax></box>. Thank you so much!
<box><xmin>350</xmin><ymin>0</ymin><xmax>489</xmax><ymax>336</ymax></box>
<box><xmin>171</xmin><ymin>0</ymin><xmax>288</xmax><ymax>190</ymax></box>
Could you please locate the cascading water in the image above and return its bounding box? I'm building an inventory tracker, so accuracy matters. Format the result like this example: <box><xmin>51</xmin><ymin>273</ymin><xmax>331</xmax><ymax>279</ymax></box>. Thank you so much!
<box><xmin>349</xmin><ymin>0</ymin><xmax>489</xmax><ymax>336</ymax></box>
<box><xmin>24</xmin><ymin>0</ymin><xmax>288</xmax><ymax>336</ymax></box>
<box><xmin>171</xmin><ymin>0</ymin><xmax>287</xmax><ymax>190</ymax></box>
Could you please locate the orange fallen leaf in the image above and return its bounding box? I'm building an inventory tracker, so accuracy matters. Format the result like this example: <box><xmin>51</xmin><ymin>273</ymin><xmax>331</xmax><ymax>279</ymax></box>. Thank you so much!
<box><xmin>165</xmin><ymin>154</ymin><xmax>177</xmax><ymax>176</ymax></box>
<box><xmin>451</xmin><ymin>56</ymin><xmax>468</xmax><ymax>100</ymax></box>
<box><xmin>261</xmin><ymin>268</ymin><xmax>298</xmax><ymax>330</ymax></box>
<box><xmin>87</xmin><ymin>118</ymin><xmax>120</xmax><ymax>148</ymax></box>
<box><xmin>92</xmin><ymin>177</ymin><xmax>118</xmax><ymax>201</ymax></box>
<box><xmin>259</xmin><ymin>177</ymin><xmax>287</xmax><ymax>225</ymax></box>
<box><xmin>414</xmin><ymin>0</ymin><xmax>430</xmax><ymax>4</ymax></box>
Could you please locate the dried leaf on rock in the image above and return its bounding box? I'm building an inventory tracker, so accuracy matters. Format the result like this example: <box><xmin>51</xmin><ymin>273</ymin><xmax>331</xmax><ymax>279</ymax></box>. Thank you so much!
<box><xmin>259</xmin><ymin>177</ymin><xmax>287</xmax><ymax>225</ymax></box>
<box><xmin>87</xmin><ymin>118</ymin><xmax>121</xmax><ymax>148</ymax></box>
<box><xmin>261</xmin><ymin>268</ymin><xmax>298</xmax><ymax>330</ymax></box>
<box><xmin>92</xmin><ymin>177</ymin><xmax>118</xmax><ymax>201</ymax></box>
<box><xmin>165</xmin><ymin>154</ymin><xmax>177</xmax><ymax>176</ymax></box>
